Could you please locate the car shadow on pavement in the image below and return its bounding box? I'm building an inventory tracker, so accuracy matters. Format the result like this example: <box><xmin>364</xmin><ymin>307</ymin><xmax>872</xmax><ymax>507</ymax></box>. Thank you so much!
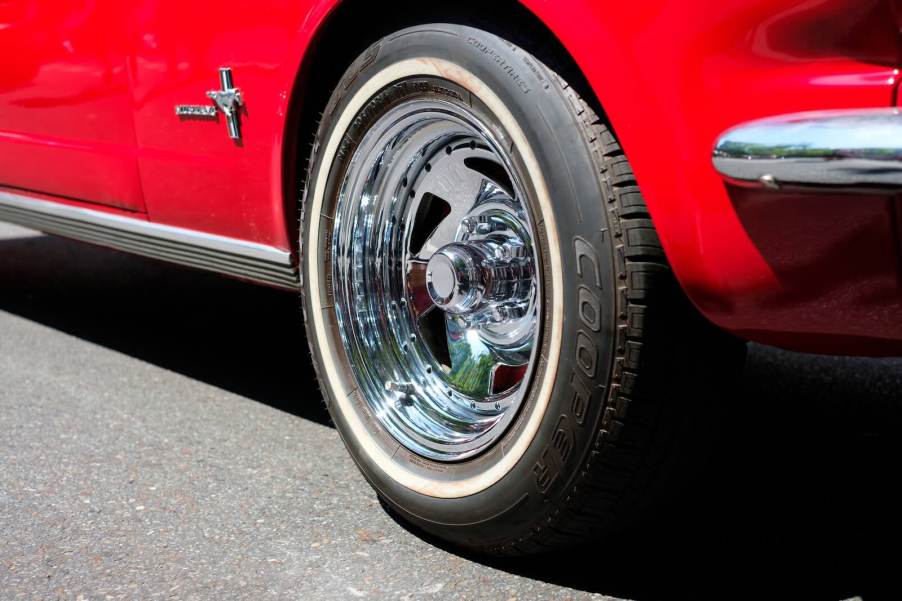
<box><xmin>394</xmin><ymin>346</ymin><xmax>902</xmax><ymax>601</ymax></box>
<box><xmin>2</xmin><ymin>232</ymin><xmax>901</xmax><ymax>600</ymax></box>
<box><xmin>0</xmin><ymin>233</ymin><xmax>332</xmax><ymax>427</ymax></box>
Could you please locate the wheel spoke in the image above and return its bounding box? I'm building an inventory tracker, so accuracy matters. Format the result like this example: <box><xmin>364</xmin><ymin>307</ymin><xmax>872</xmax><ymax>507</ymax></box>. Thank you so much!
<box><xmin>416</xmin><ymin>159</ymin><xmax>487</xmax><ymax>259</ymax></box>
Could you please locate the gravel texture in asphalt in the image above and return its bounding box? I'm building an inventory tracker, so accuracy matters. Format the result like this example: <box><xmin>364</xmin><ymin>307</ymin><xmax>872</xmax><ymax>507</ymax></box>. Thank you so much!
<box><xmin>0</xmin><ymin>223</ymin><xmax>900</xmax><ymax>601</ymax></box>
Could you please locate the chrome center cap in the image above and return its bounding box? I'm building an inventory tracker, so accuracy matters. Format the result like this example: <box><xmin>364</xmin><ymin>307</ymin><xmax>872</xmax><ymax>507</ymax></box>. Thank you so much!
<box><xmin>425</xmin><ymin>243</ymin><xmax>481</xmax><ymax>314</ymax></box>
<box><xmin>425</xmin><ymin>240</ymin><xmax>534</xmax><ymax>317</ymax></box>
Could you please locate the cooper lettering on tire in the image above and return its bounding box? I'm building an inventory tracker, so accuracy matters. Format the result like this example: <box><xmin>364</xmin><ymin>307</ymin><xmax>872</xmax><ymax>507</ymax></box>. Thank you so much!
<box><xmin>301</xmin><ymin>23</ymin><xmax>745</xmax><ymax>555</ymax></box>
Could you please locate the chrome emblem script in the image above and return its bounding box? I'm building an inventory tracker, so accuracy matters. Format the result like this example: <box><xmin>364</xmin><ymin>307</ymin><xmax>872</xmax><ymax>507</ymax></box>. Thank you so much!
<box><xmin>175</xmin><ymin>67</ymin><xmax>244</xmax><ymax>141</ymax></box>
<box><xmin>175</xmin><ymin>105</ymin><xmax>217</xmax><ymax>117</ymax></box>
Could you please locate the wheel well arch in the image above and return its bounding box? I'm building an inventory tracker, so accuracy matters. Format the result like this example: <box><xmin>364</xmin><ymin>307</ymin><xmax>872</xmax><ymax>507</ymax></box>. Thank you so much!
<box><xmin>280</xmin><ymin>0</ymin><xmax>607</xmax><ymax>249</ymax></box>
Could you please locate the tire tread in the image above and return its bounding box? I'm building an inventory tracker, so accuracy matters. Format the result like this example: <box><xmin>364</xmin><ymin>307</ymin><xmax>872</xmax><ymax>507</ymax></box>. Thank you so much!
<box><xmin>487</xmin><ymin>70</ymin><xmax>741</xmax><ymax>554</ymax></box>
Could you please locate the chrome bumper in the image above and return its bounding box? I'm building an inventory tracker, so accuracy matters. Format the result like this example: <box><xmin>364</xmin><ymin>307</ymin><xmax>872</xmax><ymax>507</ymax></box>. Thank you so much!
<box><xmin>712</xmin><ymin>108</ymin><xmax>902</xmax><ymax>193</ymax></box>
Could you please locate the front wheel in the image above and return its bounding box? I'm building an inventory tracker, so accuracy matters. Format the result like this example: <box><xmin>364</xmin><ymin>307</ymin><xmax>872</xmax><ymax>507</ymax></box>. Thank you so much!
<box><xmin>301</xmin><ymin>24</ymin><xmax>744</xmax><ymax>555</ymax></box>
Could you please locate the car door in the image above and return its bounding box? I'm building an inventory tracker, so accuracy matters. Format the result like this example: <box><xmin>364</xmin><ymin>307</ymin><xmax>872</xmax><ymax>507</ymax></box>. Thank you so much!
<box><xmin>0</xmin><ymin>0</ymin><xmax>145</xmax><ymax>212</ymax></box>
<box><xmin>128</xmin><ymin>0</ymin><xmax>311</xmax><ymax>249</ymax></box>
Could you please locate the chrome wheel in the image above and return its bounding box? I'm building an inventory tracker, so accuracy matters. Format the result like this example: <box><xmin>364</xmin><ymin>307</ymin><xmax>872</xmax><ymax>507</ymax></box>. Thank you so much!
<box><xmin>331</xmin><ymin>97</ymin><xmax>542</xmax><ymax>461</ymax></box>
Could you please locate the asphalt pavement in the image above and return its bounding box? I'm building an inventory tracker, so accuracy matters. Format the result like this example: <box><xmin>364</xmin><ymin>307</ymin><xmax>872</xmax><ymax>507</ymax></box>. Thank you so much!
<box><xmin>1</xmin><ymin>222</ymin><xmax>900</xmax><ymax>601</ymax></box>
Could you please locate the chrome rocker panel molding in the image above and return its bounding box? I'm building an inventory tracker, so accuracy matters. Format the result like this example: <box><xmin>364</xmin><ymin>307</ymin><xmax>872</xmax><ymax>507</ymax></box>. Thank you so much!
<box><xmin>0</xmin><ymin>190</ymin><xmax>299</xmax><ymax>290</ymax></box>
<box><xmin>712</xmin><ymin>108</ymin><xmax>902</xmax><ymax>193</ymax></box>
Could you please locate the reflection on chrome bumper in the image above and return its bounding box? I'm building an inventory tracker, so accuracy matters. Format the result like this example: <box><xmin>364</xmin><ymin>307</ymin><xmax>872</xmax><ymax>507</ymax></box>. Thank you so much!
<box><xmin>712</xmin><ymin>108</ymin><xmax>902</xmax><ymax>193</ymax></box>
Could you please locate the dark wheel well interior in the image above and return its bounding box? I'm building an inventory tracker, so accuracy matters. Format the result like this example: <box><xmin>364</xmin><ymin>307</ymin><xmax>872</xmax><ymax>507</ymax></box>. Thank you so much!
<box><xmin>282</xmin><ymin>0</ymin><xmax>603</xmax><ymax>249</ymax></box>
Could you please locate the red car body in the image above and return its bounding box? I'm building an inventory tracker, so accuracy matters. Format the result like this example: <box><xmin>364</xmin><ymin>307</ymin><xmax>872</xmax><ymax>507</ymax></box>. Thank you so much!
<box><xmin>2</xmin><ymin>0</ymin><xmax>901</xmax><ymax>354</ymax></box>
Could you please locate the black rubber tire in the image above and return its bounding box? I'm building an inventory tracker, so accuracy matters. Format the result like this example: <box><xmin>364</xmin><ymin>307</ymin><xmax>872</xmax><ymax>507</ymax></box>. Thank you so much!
<box><xmin>301</xmin><ymin>24</ymin><xmax>746</xmax><ymax>555</ymax></box>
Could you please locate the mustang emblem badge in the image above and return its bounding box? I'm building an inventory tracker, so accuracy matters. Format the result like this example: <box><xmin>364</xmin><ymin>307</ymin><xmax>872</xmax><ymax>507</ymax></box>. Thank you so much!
<box><xmin>175</xmin><ymin>67</ymin><xmax>244</xmax><ymax>141</ymax></box>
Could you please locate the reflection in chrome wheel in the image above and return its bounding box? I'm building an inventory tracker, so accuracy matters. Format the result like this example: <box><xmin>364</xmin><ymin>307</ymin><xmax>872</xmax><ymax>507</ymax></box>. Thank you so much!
<box><xmin>331</xmin><ymin>99</ymin><xmax>542</xmax><ymax>461</ymax></box>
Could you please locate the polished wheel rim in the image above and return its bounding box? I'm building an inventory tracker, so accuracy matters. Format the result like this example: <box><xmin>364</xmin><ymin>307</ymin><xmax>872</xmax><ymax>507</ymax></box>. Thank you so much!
<box><xmin>331</xmin><ymin>96</ymin><xmax>542</xmax><ymax>461</ymax></box>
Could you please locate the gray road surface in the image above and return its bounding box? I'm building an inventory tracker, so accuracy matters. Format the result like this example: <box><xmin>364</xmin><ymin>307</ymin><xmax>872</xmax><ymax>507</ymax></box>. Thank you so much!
<box><xmin>0</xmin><ymin>222</ymin><xmax>900</xmax><ymax>601</ymax></box>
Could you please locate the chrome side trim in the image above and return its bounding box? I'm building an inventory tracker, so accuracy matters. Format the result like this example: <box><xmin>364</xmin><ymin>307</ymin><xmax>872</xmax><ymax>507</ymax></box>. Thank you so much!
<box><xmin>712</xmin><ymin>108</ymin><xmax>902</xmax><ymax>193</ymax></box>
<box><xmin>0</xmin><ymin>191</ymin><xmax>299</xmax><ymax>290</ymax></box>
